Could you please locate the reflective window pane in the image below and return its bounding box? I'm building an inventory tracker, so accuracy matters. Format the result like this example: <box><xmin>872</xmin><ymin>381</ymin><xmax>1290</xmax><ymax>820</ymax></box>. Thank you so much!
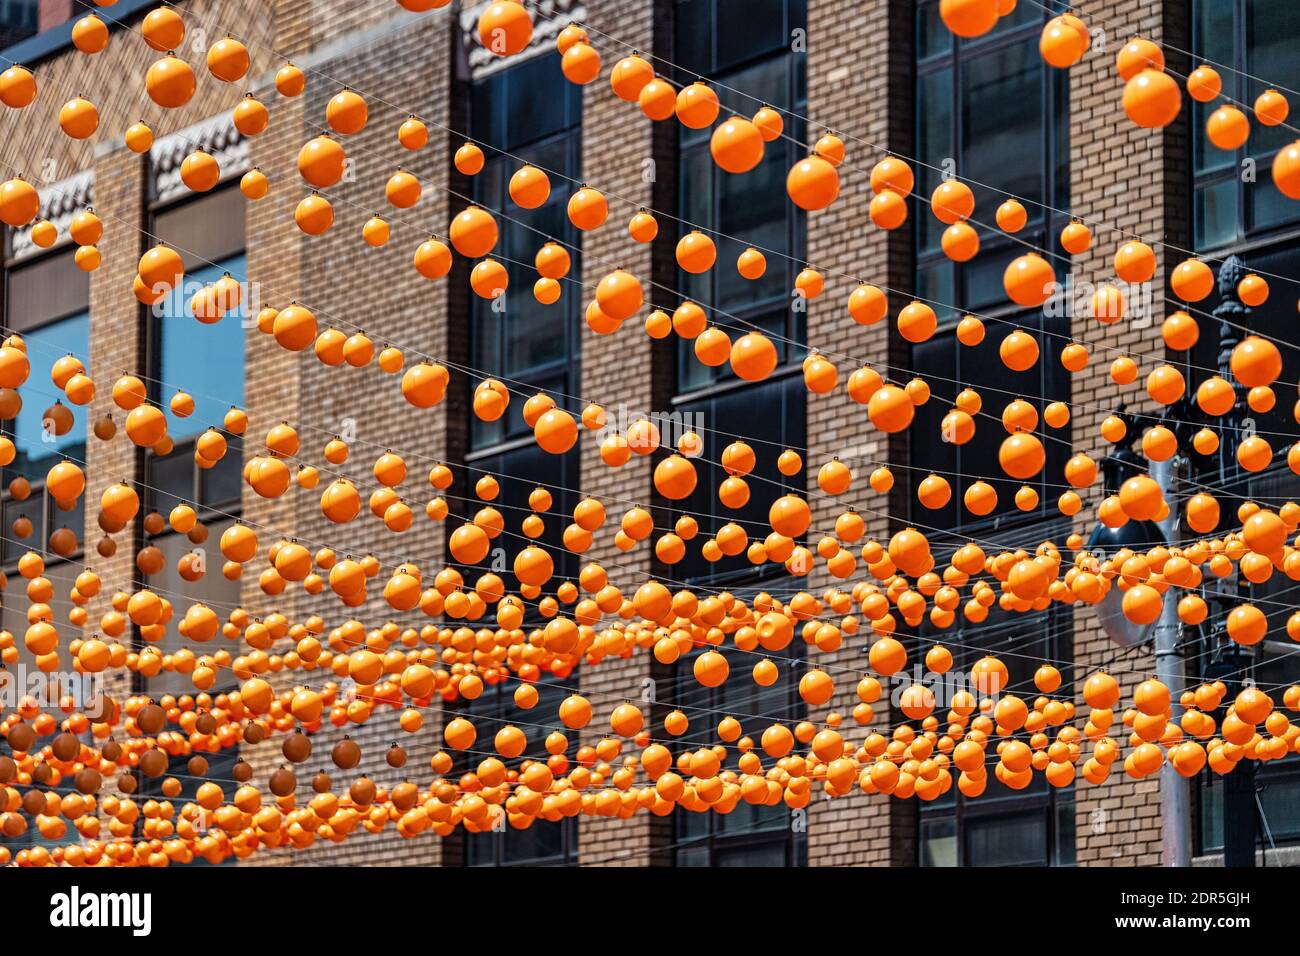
<box><xmin>9</xmin><ymin>312</ymin><xmax>89</xmax><ymax>481</ymax></box>
<box><xmin>156</xmin><ymin>257</ymin><xmax>248</xmax><ymax>442</ymax></box>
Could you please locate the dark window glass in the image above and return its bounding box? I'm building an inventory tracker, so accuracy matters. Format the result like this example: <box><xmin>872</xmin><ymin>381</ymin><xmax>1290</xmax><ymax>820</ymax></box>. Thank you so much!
<box><xmin>914</xmin><ymin>1</ymin><xmax>1067</xmax><ymax>297</ymax></box>
<box><xmin>462</xmin><ymin>676</ymin><xmax>578</xmax><ymax>865</ymax></box>
<box><xmin>966</xmin><ymin>813</ymin><xmax>1050</xmax><ymax>866</ymax></box>
<box><xmin>152</xmin><ymin>188</ymin><xmax>246</xmax><ymax>269</ymax></box>
<box><xmin>201</xmin><ymin>436</ymin><xmax>243</xmax><ymax>508</ymax></box>
<box><xmin>472</xmin><ymin>53</ymin><xmax>579</xmax><ymax>153</ymax></box>
<box><xmin>7</xmin><ymin>312</ymin><xmax>88</xmax><ymax>481</ymax></box>
<box><xmin>671</xmin><ymin>376</ymin><xmax>805</xmax><ymax>585</ymax></box>
<box><xmin>676</xmin><ymin>2</ymin><xmax>807</xmax><ymax>391</ymax></box>
<box><xmin>470</xmin><ymin>55</ymin><xmax>582</xmax><ymax>450</ymax></box>
<box><xmin>146</xmin><ymin>448</ymin><xmax>194</xmax><ymax>516</ymax></box>
<box><xmin>0</xmin><ymin>0</ymin><xmax>39</xmax><ymax>49</ymax></box>
<box><xmin>142</xmin><ymin>519</ymin><xmax>242</xmax><ymax>697</ymax></box>
<box><xmin>913</xmin><ymin>3</ymin><xmax>1075</xmax><ymax>868</ymax></box>
<box><xmin>1</xmin><ymin>493</ymin><xmax>43</xmax><ymax>565</ymax></box>
<box><xmin>673</xmin><ymin>645</ymin><xmax>807</xmax><ymax>866</ymax></box>
<box><xmin>962</xmin><ymin>41</ymin><xmax>1045</xmax><ymax>214</ymax></box>
<box><xmin>1192</xmin><ymin>0</ymin><xmax>1300</xmax><ymax>248</ymax></box>
<box><xmin>461</xmin><ymin>442</ymin><xmax>579</xmax><ymax>593</ymax></box>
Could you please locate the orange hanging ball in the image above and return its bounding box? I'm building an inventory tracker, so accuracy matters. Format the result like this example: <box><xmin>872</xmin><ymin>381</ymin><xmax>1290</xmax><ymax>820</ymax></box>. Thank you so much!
<box><xmin>72</xmin><ymin>14</ymin><xmax>108</xmax><ymax>54</ymax></box>
<box><xmin>1273</xmin><ymin>141</ymin><xmax>1300</xmax><ymax>199</ymax></box>
<box><xmin>0</xmin><ymin>179</ymin><xmax>38</xmax><ymax>228</ymax></box>
<box><xmin>298</xmin><ymin>136</ymin><xmax>347</xmax><ymax>188</ymax></box>
<box><xmin>595</xmin><ymin>270</ymin><xmax>644</xmax><ymax>321</ymax></box>
<box><xmin>930</xmin><ymin>180</ymin><xmax>974</xmax><ymax>224</ymax></box>
<box><xmin>0</xmin><ymin>64</ymin><xmax>36</xmax><ymax>108</ymax></box>
<box><xmin>58</xmin><ymin>97</ymin><xmax>99</xmax><ymax>139</ymax></box>
<box><xmin>786</xmin><ymin>156</ymin><xmax>840</xmax><ymax>211</ymax></box>
<box><xmin>206</xmin><ymin>36</ymin><xmax>250</xmax><ymax>82</ymax></box>
<box><xmin>999</xmin><ymin>330</ymin><xmax>1039</xmax><ymax>371</ymax></box>
<box><xmin>567</xmin><ymin>187</ymin><xmax>608</xmax><ymax>231</ymax></box>
<box><xmin>146</xmin><ymin>55</ymin><xmax>195</xmax><ymax>109</ymax></box>
<box><xmin>676</xmin><ymin>231</ymin><xmax>716</xmax><ymax>273</ymax></box>
<box><xmin>138</xmin><ymin>244</ymin><xmax>184</xmax><ymax>291</ymax></box>
<box><xmin>1124</xmin><ymin>69</ymin><xmax>1182</xmax><ymax>129</ymax></box>
<box><xmin>1170</xmin><ymin>258</ymin><xmax>1214</xmax><ymax>302</ymax></box>
<box><xmin>180</xmin><ymin>150</ymin><xmax>221</xmax><ymax>193</ymax></box>
<box><xmin>675</xmin><ymin>82</ymin><xmax>720</xmax><ymax>129</ymax></box>
<box><xmin>1230</xmin><ymin>335</ymin><xmax>1282</xmax><ymax>388</ymax></box>
<box><xmin>561</xmin><ymin>40</ymin><xmax>601</xmax><ymax>85</ymax></box>
<box><xmin>999</xmin><ymin>431</ymin><xmax>1045</xmax><ymax>479</ymax></box>
<box><xmin>1003</xmin><ymin>253</ymin><xmax>1056</xmax><ymax>307</ymax></box>
<box><xmin>610</xmin><ymin>54</ymin><xmax>654</xmax><ymax>102</ymax></box>
<box><xmin>508</xmin><ymin>165</ymin><xmax>550</xmax><ymax>209</ymax></box>
<box><xmin>730</xmin><ymin>332</ymin><xmax>778</xmax><ymax>382</ymax></box>
<box><xmin>1237</xmin><ymin>273</ymin><xmax>1269</xmax><ymax>307</ymax></box>
<box><xmin>710</xmin><ymin>118</ymin><xmax>765</xmax><ymax>174</ymax></box>
<box><xmin>479</xmin><ymin>2</ymin><xmax>532</xmax><ymax>56</ymax></box>
<box><xmin>1114</xmin><ymin>240</ymin><xmax>1156</xmax><ymax>284</ymax></box>
<box><xmin>653</xmin><ymin>454</ymin><xmax>698</xmax><ymax>500</ymax></box>
<box><xmin>295</xmin><ymin>194</ymin><xmax>334</xmax><ymax>235</ymax></box>
<box><xmin>868</xmin><ymin>384</ymin><xmax>914</xmax><ymax>433</ymax></box>
<box><xmin>1255</xmin><ymin>89</ymin><xmax>1290</xmax><ymax>127</ymax></box>
<box><xmin>450</xmin><ymin>205</ymin><xmax>499</xmax><ymax>257</ymax></box>
<box><xmin>1039</xmin><ymin>14</ymin><xmax>1089</xmax><ymax>68</ymax></box>
<box><xmin>327</xmin><ymin>90</ymin><xmax>368</xmax><ymax>135</ymax></box>
<box><xmin>534</xmin><ymin>408</ymin><xmax>578</xmax><ymax>454</ymax></box>
<box><xmin>142</xmin><ymin>6</ymin><xmax>184</xmax><ymax>51</ymax></box>
<box><xmin>1206</xmin><ymin>106</ymin><xmax>1250</xmax><ymax>151</ymax></box>
<box><xmin>1185</xmin><ymin>65</ymin><xmax>1222</xmax><ymax>102</ymax></box>
<box><xmin>939</xmin><ymin>0</ymin><xmax>999</xmax><ymax>38</ymax></box>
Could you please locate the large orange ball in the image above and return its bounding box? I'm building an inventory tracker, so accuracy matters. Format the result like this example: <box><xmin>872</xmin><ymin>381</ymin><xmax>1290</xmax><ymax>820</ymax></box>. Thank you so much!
<box><xmin>999</xmin><ymin>431</ymin><xmax>1045</xmax><ymax>479</ymax></box>
<box><xmin>939</xmin><ymin>0</ymin><xmax>999</xmax><ymax>38</ymax></box>
<box><xmin>710</xmin><ymin>118</ymin><xmax>765</xmax><ymax>173</ymax></box>
<box><xmin>478</xmin><ymin>2</ymin><xmax>532</xmax><ymax>56</ymax></box>
<box><xmin>1003</xmin><ymin>254</ymin><xmax>1055</xmax><ymax>307</ymax></box>
<box><xmin>786</xmin><ymin>157</ymin><xmax>840</xmax><ymax>211</ymax></box>
<box><xmin>1230</xmin><ymin>336</ymin><xmax>1282</xmax><ymax>388</ymax></box>
<box><xmin>1123</xmin><ymin>69</ymin><xmax>1181</xmax><ymax>128</ymax></box>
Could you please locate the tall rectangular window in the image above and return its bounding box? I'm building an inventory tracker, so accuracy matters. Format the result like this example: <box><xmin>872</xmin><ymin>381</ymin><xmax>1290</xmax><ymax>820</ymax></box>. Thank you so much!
<box><xmin>673</xmin><ymin>0</ymin><xmax>807</xmax><ymax>395</ymax></box>
<box><xmin>142</xmin><ymin>184</ymin><xmax>248</xmax><ymax>698</ymax></box>
<box><xmin>912</xmin><ymin>0</ymin><xmax>1074</xmax><ymax>866</ymax></box>
<box><xmin>469</xmin><ymin>52</ymin><xmax>582</xmax><ymax>450</ymax></box>
<box><xmin>459</xmin><ymin>52</ymin><xmax>584</xmax><ymax>866</ymax></box>
<box><xmin>666</xmin><ymin>0</ymin><xmax>808</xmax><ymax>867</ymax></box>
<box><xmin>0</xmin><ymin>237</ymin><xmax>90</xmax><ymax>852</ymax></box>
<box><xmin>1192</xmin><ymin>0</ymin><xmax>1300</xmax><ymax>250</ymax></box>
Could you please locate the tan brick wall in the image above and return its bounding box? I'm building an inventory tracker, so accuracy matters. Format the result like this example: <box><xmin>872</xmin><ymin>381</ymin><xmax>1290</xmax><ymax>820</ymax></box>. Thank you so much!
<box><xmin>802</xmin><ymin>0</ymin><xmax>915</xmax><ymax>867</ymax></box>
<box><xmin>572</xmin><ymin>0</ymin><xmax>665</xmax><ymax>868</ymax></box>
<box><xmin>235</xmin><ymin>0</ymin><xmax>455</xmax><ymax>866</ymax></box>
<box><xmin>0</xmin><ymin>0</ymin><xmax>1211</xmax><ymax>867</ymax></box>
<box><xmin>1067</xmin><ymin>0</ymin><xmax>1180</xmax><ymax>867</ymax></box>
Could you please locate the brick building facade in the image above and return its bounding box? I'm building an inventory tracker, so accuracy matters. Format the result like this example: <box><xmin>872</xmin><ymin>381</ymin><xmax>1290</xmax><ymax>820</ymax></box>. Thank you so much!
<box><xmin>2</xmin><ymin>0</ymin><xmax>1298</xmax><ymax>866</ymax></box>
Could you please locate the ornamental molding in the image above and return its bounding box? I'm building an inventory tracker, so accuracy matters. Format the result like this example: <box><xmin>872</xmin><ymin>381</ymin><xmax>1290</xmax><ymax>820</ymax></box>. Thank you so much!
<box><xmin>150</xmin><ymin>112</ymin><xmax>250</xmax><ymax>204</ymax></box>
<box><xmin>8</xmin><ymin>168</ymin><xmax>94</xmax><ymax>263</ymax></box>
<box><xmin>460</xmin><ymin>0</ymin><xmax>587</xmax><ymax>80</ymax></box>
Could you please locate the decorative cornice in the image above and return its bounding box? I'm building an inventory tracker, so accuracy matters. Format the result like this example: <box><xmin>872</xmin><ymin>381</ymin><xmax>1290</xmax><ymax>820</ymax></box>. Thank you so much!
<box><xmin>150</xmin><ymin>112</ymin><xmax>250</xmax><ymax>204</ymax></box>
<box><xmin>460</xmin><ymin>0</ymin><xmax>586</xmax><ymax>80</ymax></box>
<box><xmin>8</xmin><ymin>169</ymin><xmax>95</xmax><ymax>263</ymax></box>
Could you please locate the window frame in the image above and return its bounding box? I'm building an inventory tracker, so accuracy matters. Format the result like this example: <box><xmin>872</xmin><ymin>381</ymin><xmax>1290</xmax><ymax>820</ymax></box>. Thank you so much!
<box><xmin>672</xmin><ymin>0</ymin><xmax>808</xmax><ymax>394</ymax></box>
<box><xmin>468</xmin><ymin>53</ymin><xmax>584</xmax><ymax>454</ymax></box>
<box><xmin>140</xmin><ymin>182</ymin><xmax>249</xmax><ymax>699</ymax></box>
<box><xmin>0</xmin><ymin>243</ymin><xmax>90</xmax><ymax>580</ymax></box>
<box><xmin>1190</xmin><ymin>0</ymin><xmax>1300</xmax><ymax>254</ymax></box>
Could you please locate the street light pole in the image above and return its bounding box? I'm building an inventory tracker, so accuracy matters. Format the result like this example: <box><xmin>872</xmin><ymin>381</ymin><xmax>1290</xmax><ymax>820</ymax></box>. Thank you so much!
<box><xmin>1150</xmin><ymin>454</ymin><xmax>1190</xmax><ymax>866</ymax></box>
